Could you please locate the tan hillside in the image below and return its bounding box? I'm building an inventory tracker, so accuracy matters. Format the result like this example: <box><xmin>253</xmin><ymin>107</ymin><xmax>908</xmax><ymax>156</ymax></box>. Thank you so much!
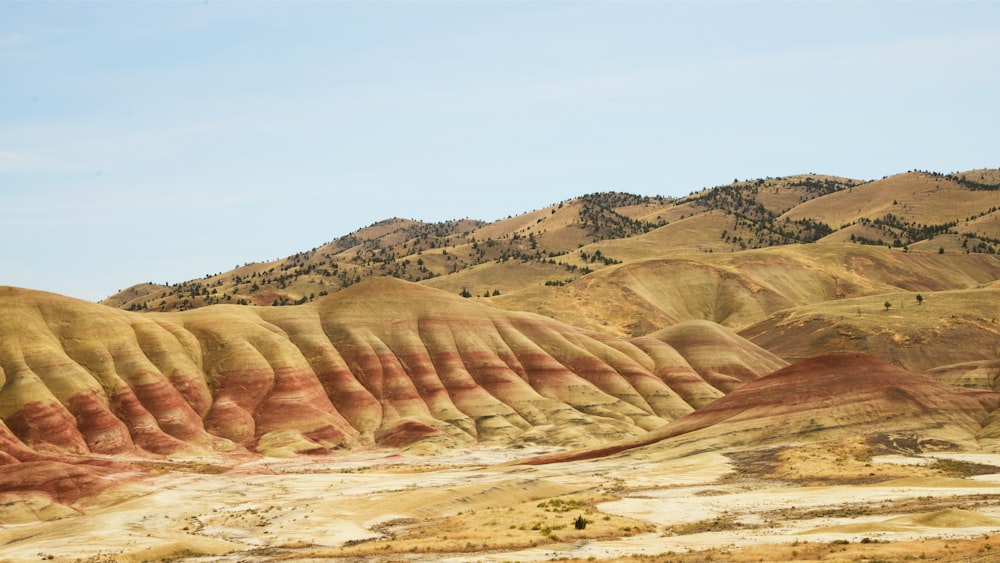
<box><xmin>522</xmin><ymin>353</ymin><xmax>1000</xmax><ymax>465</ymax></box>
<box><xmin>739</xmin><ymin>287</ymin><xmax>1000</xmax><ymax>372</ymax></box>
<box><xmin>927</xmin><ymin>360</ymin><xmax>1000</xmax><ymax>391</ymax></box>
<box><xmin>583</xmin><ymin>209</ymin><xmax>737</xmax><ymax>257</ymax></box>
<box><xmin>649</xmin><ymin>320</ymin><xmax>788</xmax><ymax>393</ymax></box>
<box><xmin>101</xmin><ymin>193</ymin><xmax>676</xmax><ymax>312</ymax></box>
<box><xmin>418</xmin><ymin>207</ymin><xmax>747</xmax><ymax>300</ymax></box>
<box><xmin>102</xmin><ymin>169</ymin><xmax>998</xmax><ymax>317</ymax></box>
<box><xmin>785</xmin><ymin>172</ymin><xmax>979</xmax><ymax>229</ymax></box>
<box><xmin>786</xmin><ymin>170</ymin><xmax>1000</xmax><ymax>253</ymax></box>
<box><xmin>487</xmin><ymin>243</ymin><xmax>1000</xmax><ymax>336</ymax></box>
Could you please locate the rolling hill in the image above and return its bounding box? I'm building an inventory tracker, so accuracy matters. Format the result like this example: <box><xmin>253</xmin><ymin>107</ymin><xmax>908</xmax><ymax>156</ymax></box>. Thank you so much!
<box><xmin>3</xmin><ymin>167</ymin><xmax>1000</xmax><ymax>557</ymax></box>
<box><xmin>521</xmin><ymin>353</ymin><xmax>1000</xmax><ymax>465</ymax></box>
<box><xmin>0</xmin><ymin>280</ymin><xmax>786</xmax><ymax>462</ymax></box>
<box><xmin>739</xmin><ymin>286</ymin><xmax>1000</xmax><ymax>372</ymax></box>
<box><xmin>486</xmin><ymin>243</ymin><xmax>1000</xmax><ymax>336</ymax></box>
<box><xmin>101</xmin><ymin>169</ymin><xmax>1000</xmax><ymax>314</ymax></box>
<box><xmin>9</xmin><ymin>167</ymin><xmax>1000</xmax><ymax>466</ymax></box>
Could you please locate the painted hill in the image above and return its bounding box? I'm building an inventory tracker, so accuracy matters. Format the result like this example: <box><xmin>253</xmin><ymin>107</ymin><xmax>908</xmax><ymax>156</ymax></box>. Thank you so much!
<box><xmin>0</xmin><ymin>280</ymin><xmax>785</xmax><ymax>463</ymax></box>
<box><xmin>927</xmin><ymin>360</ymin><xmax>1000</xmax><ymax>391</ymax></box>
<box><xmin>521</xmin><ymin>353</ymin><xmax>1000</xmax><ymax>465</ymax></box>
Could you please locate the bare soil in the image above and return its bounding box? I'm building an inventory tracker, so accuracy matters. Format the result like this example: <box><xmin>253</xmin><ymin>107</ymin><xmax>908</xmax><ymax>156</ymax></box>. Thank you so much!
<box><xmin>5</xmin><ymin>440</ymin><xmax>1000</xmax><ymax>562</ymax></box>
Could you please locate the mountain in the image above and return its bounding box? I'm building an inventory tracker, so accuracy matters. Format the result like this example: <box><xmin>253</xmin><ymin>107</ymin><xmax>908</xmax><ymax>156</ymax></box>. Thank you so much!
<box><xmin>101</xmin><ymin>169</ymin><xmax>1000</xmax><ymax>314</ymax></box>
<box><xmin>101</xmin><ymin>193</ymin><xmax>676</xmax><ymax>312</ymax></box>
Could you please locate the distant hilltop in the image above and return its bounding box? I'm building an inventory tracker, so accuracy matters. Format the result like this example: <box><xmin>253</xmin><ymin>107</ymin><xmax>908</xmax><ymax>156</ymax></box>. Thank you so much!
<box><xmin>101</xmin><ymin>168</ymin><xmax>1000</xmax><ymax>315</ymax></box>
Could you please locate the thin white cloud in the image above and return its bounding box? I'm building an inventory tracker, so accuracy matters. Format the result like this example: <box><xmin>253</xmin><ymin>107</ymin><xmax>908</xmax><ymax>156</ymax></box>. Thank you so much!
<box><xmin>0</xmin><ymin>150</ymin><xmax>48</xmax><ymax>173</ymax></box>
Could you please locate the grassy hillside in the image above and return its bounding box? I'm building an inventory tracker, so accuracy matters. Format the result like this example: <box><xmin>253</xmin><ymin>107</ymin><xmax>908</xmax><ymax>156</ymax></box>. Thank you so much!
<box><xmin>486</xmin><ymin>243</ymin><xmax>1000</xmax><ymax>336</ymax></box>
<box><xmin>102</xmin><ymin>194</ymin><xmax>674</xmax><ymax>312</ymax></box>
<box><xmin>103</xmin><ymin>169</ymin><xmax>998</xmax><ymax>318</ymax></box>
<box><xmin>739</xmin><ymin>287</ymin><xmax>1000</xmax><ymax>372</ymax></box>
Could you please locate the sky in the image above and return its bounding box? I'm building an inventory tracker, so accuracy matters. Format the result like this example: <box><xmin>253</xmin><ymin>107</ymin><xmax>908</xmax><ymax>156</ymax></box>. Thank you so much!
<box><xmin>2</xmin><ymin>1</ymin><xmax>999</xmax><ymax>302</ymax></box>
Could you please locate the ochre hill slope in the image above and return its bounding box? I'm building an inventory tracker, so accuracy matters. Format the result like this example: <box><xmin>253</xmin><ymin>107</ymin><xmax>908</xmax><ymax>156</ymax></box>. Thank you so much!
<box><xmin>0</xmin><ymin>415</ymin><xmax>137</xmax><ymax>511</ymax></box>
<box><xmin>740</xmin><ymin>287</ymin><xmax>1000</xmax><ymax>372</ymax></box>
<box><xmin>487</xmin><ymin>244</ymin><xmax>1000</xmax><ymax>336</ymax></box>
<box><xmin>927</xmin><ymin>360</ymin><xmax>1000</xmax><ymax>392</ymax></box>
<box><xmin>1</xmin><ymin>280</ymin><xmax>782</xmax><ymax>465</ymax></box>
<box><xmin>649</xmin><ymin>320</ymin><xmax>788</xmax><ymax>393</ymax></box>
<box><xmin>522</xmin><ymin>353</ymin><xmax>1000</xmax><ymax>465</ymax></box>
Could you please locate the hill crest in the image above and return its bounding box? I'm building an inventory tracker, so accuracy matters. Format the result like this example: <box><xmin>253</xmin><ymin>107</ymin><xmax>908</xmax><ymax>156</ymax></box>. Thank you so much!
<box><xmin>101</xmin><ymin>168</ymin><xmax>1000</xmax><ymax>314</ymax></box>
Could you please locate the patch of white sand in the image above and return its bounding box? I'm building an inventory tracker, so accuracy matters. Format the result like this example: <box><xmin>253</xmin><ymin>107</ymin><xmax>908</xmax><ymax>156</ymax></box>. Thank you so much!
<box><xmin>871</xmin><ymin>454</ymin><xmax>935</xmax><ymax>466</ymax></box>
<box><xmin>600</xmin><ymin>479</ymin><xmax>1000</xmax><ymax>529</ymax></box>
<box><xmin>6</xmin><ymin>446</ymin><xmax>1000</xmax><ymax>563</ymax></box>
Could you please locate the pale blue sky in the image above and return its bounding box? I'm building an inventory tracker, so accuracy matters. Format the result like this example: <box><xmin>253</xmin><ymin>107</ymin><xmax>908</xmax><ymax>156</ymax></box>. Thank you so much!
<box><xmin>2</xmin><ymin>1</ymin><xmax>998</xmax><ymax>301</ymax></box>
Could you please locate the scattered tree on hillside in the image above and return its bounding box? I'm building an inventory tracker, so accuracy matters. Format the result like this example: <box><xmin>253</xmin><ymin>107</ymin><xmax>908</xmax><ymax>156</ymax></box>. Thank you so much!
<box><xmin>577</xmin><ymin>193</ymin><xmax>660</xmax><ymax>241</ymax></box>
<box><xmin>946</xmin><ymin>173</ymin><xmax>1000</xmax><ymax>191</ymax></box>
<box><xmin>916</xmin><ymin>294</ymin><xmax>923</xmax><ymax>306</ymax></box>
<box><xmin>884</xmin><ymin>301</ymin><xmax>892</xmax><ymax>312</ymax></box>
<box><xmin>105</xmin><ymin>171</ymin><xmax>1000</xmax><ymax>312</ymax></box>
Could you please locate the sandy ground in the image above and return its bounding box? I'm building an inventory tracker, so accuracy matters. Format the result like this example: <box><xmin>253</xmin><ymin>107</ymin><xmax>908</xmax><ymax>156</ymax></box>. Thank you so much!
<box><xmin>4</xmin><ymin>444</ymin><xmax>1000</xmax><ymax>562</ymax></box>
